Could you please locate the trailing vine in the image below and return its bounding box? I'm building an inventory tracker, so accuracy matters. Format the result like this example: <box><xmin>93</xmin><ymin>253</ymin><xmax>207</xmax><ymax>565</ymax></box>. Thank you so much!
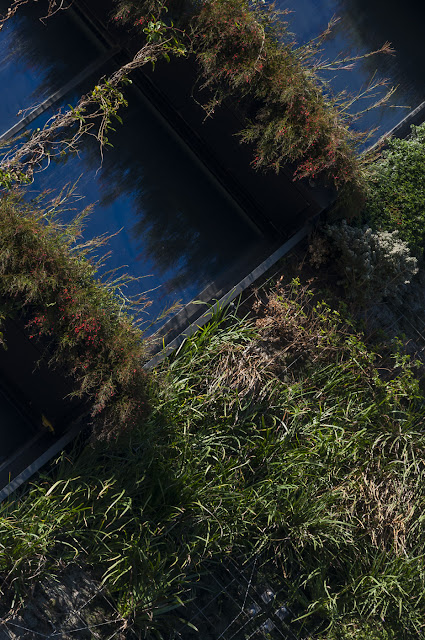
<box><xmin>0</xmin><ymin>7</ymin><xmax>186</xmax><ymax>188</ymax></box>
<box><xmin>114</xmin><ymin>0</ymin><xmax>394</xmax><ymax>202</ymax></box>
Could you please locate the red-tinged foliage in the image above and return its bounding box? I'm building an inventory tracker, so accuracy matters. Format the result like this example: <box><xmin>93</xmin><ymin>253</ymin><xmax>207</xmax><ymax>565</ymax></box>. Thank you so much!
<box><xmin>0</xmin><ymin>192</ymin><xmax>152</xmax><ymax>440</ymax></box>
<box><xmin>113</xmin><ymin>0</ymin><xmax>389</xmax><ymax>205</ymax></box>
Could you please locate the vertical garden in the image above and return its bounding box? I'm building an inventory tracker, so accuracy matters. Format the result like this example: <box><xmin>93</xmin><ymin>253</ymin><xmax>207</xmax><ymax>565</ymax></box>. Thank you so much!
<box><xmin>0</xmin><ymin>1</ymin><xmax>425</xmax><ymax>639</ymax></box>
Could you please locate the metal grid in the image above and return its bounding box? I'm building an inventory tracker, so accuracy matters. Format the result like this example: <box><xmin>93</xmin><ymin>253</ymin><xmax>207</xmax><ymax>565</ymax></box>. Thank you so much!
<box><xmin>0</xmin><ymin>566</ymin><xmax>128</xmax><ymax>640</ymax></box>
<box><xmin>173</xmin><ymin>554</ymin><xmax>320</xmax><ymax>640</ymax></box>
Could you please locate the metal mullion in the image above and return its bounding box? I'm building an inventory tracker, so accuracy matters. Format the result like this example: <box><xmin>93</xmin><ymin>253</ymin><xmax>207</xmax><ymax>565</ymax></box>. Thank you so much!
<box><xmin>0</xmin><ymin>46</ymin><xmax>121</xmax><ymax>142</ymax></box>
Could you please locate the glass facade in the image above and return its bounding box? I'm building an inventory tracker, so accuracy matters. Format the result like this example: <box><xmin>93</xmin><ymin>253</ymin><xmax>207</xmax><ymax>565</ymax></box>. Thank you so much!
<box><xmin>1</xmin><ymin>0</ymin><xmax>420</xmax><ymax>486</ymax></box>
<box><xmin>0</xmin><ymin>2</ymin><xmax>273</xmax><ymax>334</ymax></box>
<box><xmin>0</xmin><ymin>0</ymin><xmax>273</xmax><ymax>481</ymax></box>
<box><xmin>273</xmin><ymin>0</ymin><xmax>425</xmax><ymax>144</ymax></box>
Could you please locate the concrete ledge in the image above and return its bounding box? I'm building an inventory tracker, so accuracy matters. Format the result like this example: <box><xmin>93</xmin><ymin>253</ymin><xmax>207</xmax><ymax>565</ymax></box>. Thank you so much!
<box><xmin>0</xmin><ymin>418</ymin><xmax>85</xmax><ymax>501</ymax></box>
<box><xmin>144</xmin><ymin>225</ymin><xmax>308</xmax><ymax>369</ymax></box>
<box><xmin>368</xmin><ymin>99</ymin><xmax>425</xmax><ymax>153</ymax></box>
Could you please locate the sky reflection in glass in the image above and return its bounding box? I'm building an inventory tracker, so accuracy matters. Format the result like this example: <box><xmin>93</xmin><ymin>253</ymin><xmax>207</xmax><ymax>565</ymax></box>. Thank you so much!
<box><xmin>0</xmin><ymin>6</ymin><xmax>269</xmax><ymax>333</ymax></box>
<box><xmin>0</xmin><ymin>0</ymin><xmax>104</xmax><ymax>133</ymax></box>
<box><xmin>273</xmin><ymin>0</ymin><xmax>425</xmax><ymax>143</ymax></box>
<box><xmin>27</xmin><ymin>83</ymin><xmax>267</xmax><ymax>331</ymax></box>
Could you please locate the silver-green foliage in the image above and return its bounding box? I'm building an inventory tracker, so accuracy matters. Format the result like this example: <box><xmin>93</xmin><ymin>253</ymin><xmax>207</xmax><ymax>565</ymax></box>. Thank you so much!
<box><xmin>326</xmin><ymin>220</ymin><xmax>418</xmax><ymax>303</ymax></box>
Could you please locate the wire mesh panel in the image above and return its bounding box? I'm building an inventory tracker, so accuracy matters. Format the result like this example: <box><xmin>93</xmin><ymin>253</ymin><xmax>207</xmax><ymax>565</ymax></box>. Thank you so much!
<box><xmin>174</xmin><ymin>555</ymin><xmax>310</xmax><ymax>640</ymax></box>
<box><xmin>0</xmin><ymin>566</ymin><xmax>128</xmax><ymax>640</ymax></box>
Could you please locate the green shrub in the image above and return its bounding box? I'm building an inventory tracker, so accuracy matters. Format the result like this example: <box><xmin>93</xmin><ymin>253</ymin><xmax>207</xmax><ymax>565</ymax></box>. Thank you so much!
<box><xmin>364</xmin><ymin>123</ymin><xmax>425</xmax><ymax>252</ymax></box>
<box><xmin>113</xmin><ymin>0</ymin><xmax>380</xmax><ymax>197</ymax></box>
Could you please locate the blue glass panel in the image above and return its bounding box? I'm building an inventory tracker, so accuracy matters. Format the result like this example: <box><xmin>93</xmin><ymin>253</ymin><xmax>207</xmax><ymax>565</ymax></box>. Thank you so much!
<box><xmin>273</xmin><ymin>0</ymin><xmax>425</xmax><ymax>142</ymax></box>
<box><xmin>0</xmin><ymin>1</ymin><xmax>105</xmax><ymax>135</ymax></box>
<box><xmin>28</xmin><ymin>82</ymin><xmax>269</xmax><ymax>331</ymax></box>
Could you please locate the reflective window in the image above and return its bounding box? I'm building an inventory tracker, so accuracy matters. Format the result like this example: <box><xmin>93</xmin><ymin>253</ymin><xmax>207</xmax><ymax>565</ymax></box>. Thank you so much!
<box><xmin>0</xmin><ymin>0</ymin><xmax>105</xmax><ymax>134</ymax></box>
<box><xmin>0</xmin><ymin>7</ymin><xmax>271</xmax><ymax>331</ymax></box>
<box><xmin>273</xmin><ymin>0</ymin><xmax>425</xmax><ymax>142</ymax></box>
<box><xmin>29</xmin><ymin>80</ymin><xmax>269</xmax><ymax>328</ymax></box>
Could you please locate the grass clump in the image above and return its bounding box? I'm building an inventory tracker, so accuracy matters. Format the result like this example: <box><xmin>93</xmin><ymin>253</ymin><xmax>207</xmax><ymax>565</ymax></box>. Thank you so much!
<box><xmin>0</xmin><ymin>191</ymin><xmax>151</xmax><ymax>440</ymax></box>
<box><xmin>1</xmin><ymin>279</ymin><xmax>424</xmax><ymax>638</ymax></box>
